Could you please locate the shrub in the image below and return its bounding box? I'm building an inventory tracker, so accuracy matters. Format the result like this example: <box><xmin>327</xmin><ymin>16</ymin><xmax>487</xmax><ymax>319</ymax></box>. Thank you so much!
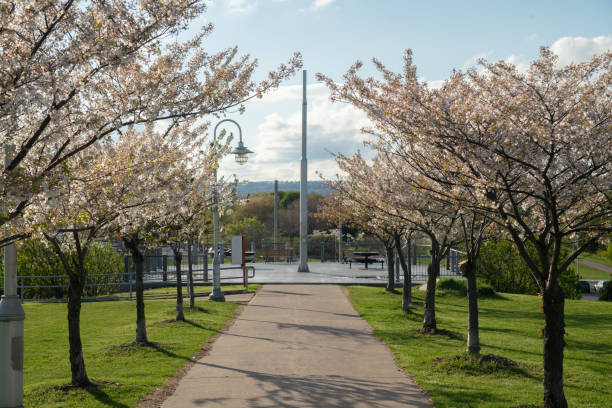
<box><xmin>436</xmin><ymin>278</ymin><xmax>497</xmax><ymax>298</ymax></box>
<box><xmin>476</xmin><ymin>240</ymin><xmax>580</xmax><ymax>299</ymax></box>
<box><xmin>599</xmin><ymin>280</ymin><xmax>612</xmax><ymax>302</ymax></box>
<box><xmin>0</xmin><ymin>239</ymin><xmax>123</xmax><ymax>299</ymax></box>
<box><xmin>603</xmin><ymin>242</ymin><xmax>612</xmax><ymax>263</ymax></box>
<box><xmin>437</xmin><ymin>278</ymin><xmax>467</xmax><ymax>293</ymax></box>
<box><xmin>83</xmin><ymin>243</ymin><xmax>124</xmax><ymax>298</ymax></box>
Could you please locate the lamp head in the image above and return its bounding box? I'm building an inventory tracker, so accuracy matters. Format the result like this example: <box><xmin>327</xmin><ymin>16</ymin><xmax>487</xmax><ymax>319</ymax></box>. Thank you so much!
<box><xmin>231</xmin><ymin>139</ymin><xmax>254</xmax><ymax>165</ymax></box>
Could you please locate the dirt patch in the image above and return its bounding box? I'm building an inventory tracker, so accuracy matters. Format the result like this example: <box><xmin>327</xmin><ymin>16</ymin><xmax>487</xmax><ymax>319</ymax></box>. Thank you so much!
<box><xmin>135</xmin><ymin>291</ymin><xmax>257</xmax><ymax>408</ymax></box>
<box><xmin>413</xmin><ymin>328</ymin><xmax>465</xmax><ymax>340</ymax></box>
<box><xmin>433</xmin><ymin>353</ymin><xmax>529</xmax><ymax>377</ymax></box>
<box><xmin>153</xmin><ymin>319</ymin><xmax>178</xmax><ymax>326</ymax></box>
<box><xmin>108</xmin><ymin>341</ymin><xmax>161</xmax><ymax>350</ymax></box>
<box><xmin>55</xmin><ymin>379</ymin><xmax>121</xmax><ymax>394</ymax></box>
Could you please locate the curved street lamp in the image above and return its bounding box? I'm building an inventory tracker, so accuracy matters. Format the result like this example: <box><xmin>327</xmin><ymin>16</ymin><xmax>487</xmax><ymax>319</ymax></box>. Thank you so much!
<box><xmin>210</xmin><ymin>119</ymin><xmax>253</xmax><ymax>301</ymax></box>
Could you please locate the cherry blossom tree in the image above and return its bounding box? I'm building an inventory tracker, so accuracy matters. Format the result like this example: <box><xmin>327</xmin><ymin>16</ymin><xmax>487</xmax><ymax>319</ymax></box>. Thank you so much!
<box><xmin>117</xmin><ymin>121</ymin><xmax>227</xmax><ymax>339</ymax></box>
<box><xmin>0</xmin><ymin>0</ymin><xmax>301</xmax><ymax>245</ymax></box>
<box><xmin>329</xmin><ymin>152</ymin><xmax>459</xmax><ymax>328</ymax></box>
<box><xmin>319</xmin><ymin>48</ymin><xmax>612</xmax><ymax>408</ymax></box>
<box><xmin>23</xmin><ymin>128</ymin><xmax>178</xmax><ymax>386</ymax></box>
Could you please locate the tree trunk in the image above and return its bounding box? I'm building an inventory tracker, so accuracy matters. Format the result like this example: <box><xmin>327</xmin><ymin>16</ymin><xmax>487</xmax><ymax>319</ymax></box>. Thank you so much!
<box><xmin>423</xmin><ymin>239</ymin><xmax>440</xmax><ymax>332</ymax></box>
<box><xmin>124</xmin><ymin>237</ymin><xmax>148</xmax><ymax>344</ymax></box>
<box><xmin>395</xmin><ymin>234</ymin><xmax>411</xmax><ymax>312</ymax></box>
<box><xmin>67</xmin><ymin>272</ymin><xmax>90</xmax><ymax>386</ymax></box>
<box><xmin>174</xmin><ymin>250</ymin><xmax>185</xmax><ymax>321</ymax></box>
<box><xmin>187</xmin><ymin>239</ymin><xmax>195</xmax><ymax>310</ymax></box>
<box><xmin>542</xmin><ymin>281</ymin><xmax>568</xmax><ymax>408</ymax></box>
<box><xmin>386</xmin><ymin>244</ymin><xmax>395</xmax><ymax>292</ymax></box>
<box><xmin>461</xmin><ymin>260</ymin><xmax>480</xmax><ymax>354</ymax></box>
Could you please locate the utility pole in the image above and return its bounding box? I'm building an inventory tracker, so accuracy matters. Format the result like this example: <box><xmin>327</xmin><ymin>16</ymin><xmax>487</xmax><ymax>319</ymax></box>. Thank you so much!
<box><xmin>298</xmin><ymin>70</ymin><xmax>310</xmax><ymax>272</ymax></box>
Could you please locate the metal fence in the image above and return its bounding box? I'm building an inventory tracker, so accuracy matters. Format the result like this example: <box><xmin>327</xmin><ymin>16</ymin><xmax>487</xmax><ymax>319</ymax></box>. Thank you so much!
<box><xmin>15</xmin><ymin>251</ymin><xmax>254</xmax><ymax>302</ymax></box>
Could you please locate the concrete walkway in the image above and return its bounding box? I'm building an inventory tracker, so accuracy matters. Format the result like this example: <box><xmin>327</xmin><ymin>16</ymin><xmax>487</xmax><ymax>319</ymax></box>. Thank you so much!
<box><xmin>162</xmin><ymin>284</ymin><xmax>432</xmax><ymax>408</ymax></box>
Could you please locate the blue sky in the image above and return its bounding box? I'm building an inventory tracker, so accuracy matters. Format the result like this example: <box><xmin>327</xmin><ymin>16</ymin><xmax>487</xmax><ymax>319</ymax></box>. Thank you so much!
<box><xmin>186</xmin><ymin>0</ymin><xmax>612</xmax><ymax>181</ymax></box>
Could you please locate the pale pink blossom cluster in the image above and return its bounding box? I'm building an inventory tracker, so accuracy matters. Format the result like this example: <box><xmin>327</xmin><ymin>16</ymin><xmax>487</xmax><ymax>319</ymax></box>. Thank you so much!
<box><xmin>0</xmin><ymin>0</ymin><xmax>302</xmax><ymax>246</ymax></box>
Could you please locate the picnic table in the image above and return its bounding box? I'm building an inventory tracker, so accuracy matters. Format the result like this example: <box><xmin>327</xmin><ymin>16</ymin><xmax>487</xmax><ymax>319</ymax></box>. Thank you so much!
<box><xmin>353</xmin><ymin>251</ymin><xmax>380</xmax><ymax>269</ymax></box>
<box><xmin>343</xmin><ymin>250</ymin><xmax>384</xmax><ymax>269</ymax></box>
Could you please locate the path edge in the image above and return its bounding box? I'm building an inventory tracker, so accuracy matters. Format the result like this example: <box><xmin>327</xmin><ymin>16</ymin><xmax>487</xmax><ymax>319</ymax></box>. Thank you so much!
<box><xmin>339</xmin><ymin>285</ymin><xmax>436</xmax><ymax>407</ymax></box>
<box><xmin>135</xmin><ymin>286</ymin><xmax>263</xmax><ymax>408</ymax></box>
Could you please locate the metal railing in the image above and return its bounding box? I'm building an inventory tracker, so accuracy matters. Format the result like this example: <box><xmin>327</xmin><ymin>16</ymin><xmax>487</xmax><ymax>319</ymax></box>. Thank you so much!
<box><xmin>15</xmin><ymin>263</ymin><xmax>255</xmax><ymax>303</ymax></box>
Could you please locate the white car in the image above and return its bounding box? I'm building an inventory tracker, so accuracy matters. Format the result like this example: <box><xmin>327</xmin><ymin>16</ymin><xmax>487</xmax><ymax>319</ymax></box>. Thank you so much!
<box><xmin>594</xmin><ymin>280</ymin><xmax>609</xmax><ymax>292</ymax></box>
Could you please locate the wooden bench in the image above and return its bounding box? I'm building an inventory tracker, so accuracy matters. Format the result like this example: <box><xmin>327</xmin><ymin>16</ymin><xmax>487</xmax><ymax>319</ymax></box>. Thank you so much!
<box><xmin>342</xmin><ymin>250</ymin><xmax>384</xmax><ymax>269</ymax></box>
<box><xmin>261</xmin><ymin>247</ymin><xmax>295</xmax><ymax>263</ymax></box>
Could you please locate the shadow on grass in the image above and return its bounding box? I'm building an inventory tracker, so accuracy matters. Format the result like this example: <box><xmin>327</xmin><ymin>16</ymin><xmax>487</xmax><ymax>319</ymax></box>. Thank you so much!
<box><xmin>411</xmin><ymin>328</ymin><xmax>465</xmax><ymax>340</ymax></box>
<box><xmin>478</xmin><ymin>307</ymin><xmax>543</xmax><ymax>320</ymax></box>
<box><xmin>144</xmin><ymin>342</ymin><xmax>194</xmax><ymax>362</ymax></box>
<box><xmin>564</xmin><ymin>312</ymin><xmax>608</xmax><ymax>329</ymax></box>
<box><xmin>46</xmin><ymin>381</ymin><xmax>129</xmax><ymax>408</ymax></box>
<box><xmin>107</xmin><ymin>341</ymin><xmax>193</xmax><ymax>363</ymax></box>
<box><xmin>432</xmin><ymin>385</ymin><xmax>509</xmax><ymax>406</ymax></box>
<box><xmin>85</xmin><ymin>385</ymin><xmax>130</xmax><ymax>408</ymax></box>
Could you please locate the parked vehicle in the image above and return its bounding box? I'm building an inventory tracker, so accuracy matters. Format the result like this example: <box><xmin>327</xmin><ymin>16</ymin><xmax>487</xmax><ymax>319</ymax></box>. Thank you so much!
<box><xmin>577</xmin><ymin>280</ymin><xmax>590</xmax><ymax>293</ymax></box>
<box><xmin>594</xmin><ymin>280</ymin><xmax>609</xmax><ymax>292</ymax></box>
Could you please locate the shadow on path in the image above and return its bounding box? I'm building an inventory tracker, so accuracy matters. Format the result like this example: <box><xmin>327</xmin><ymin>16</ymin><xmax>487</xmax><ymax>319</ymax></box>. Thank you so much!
<box><xmin>191</xmin><ymin>362</ymin><xmax>431</xmax><ymax>408</ymax></box>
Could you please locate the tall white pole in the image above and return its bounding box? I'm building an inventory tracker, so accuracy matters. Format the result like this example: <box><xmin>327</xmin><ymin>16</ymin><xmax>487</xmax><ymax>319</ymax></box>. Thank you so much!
<box><xmin>298</xmin><ymin>70</ymin><xmax>309</xmax><ymax>272</ymax></box>
<box><xmin>0</xmin><ymin>145</ymin><xmax>25</xmax><ymax>408</ymax></box>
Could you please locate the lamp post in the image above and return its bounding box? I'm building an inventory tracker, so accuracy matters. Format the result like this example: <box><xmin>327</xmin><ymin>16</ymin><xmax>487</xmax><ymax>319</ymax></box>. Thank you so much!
<box><xmin>209</xmin><ymin>119</ymin><xmax>253</xmax><ymax>302</ymax></box>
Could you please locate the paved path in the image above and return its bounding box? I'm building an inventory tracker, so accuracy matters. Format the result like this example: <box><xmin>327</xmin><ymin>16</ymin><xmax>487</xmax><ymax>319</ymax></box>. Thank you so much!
<box><xmin>162</xmin><ymin>284</ymin><xmax>432</xmax><ymax>408</ymax></box>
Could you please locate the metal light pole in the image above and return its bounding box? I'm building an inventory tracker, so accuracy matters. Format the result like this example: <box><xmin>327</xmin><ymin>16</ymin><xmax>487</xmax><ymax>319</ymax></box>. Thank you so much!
<box><xmin>209</xmin><ymin>119</ymin><xmax>253</xmax><ymax>302</ymax></box>
<box><xmin>298</xmin><ymin>70</ymin><xmax>310</xmax><ymax>273</ymax></box>
<box><xmin>0</xmin><ymin>145</ymin><xmax>25</xmax><ymax>408</ymax></box>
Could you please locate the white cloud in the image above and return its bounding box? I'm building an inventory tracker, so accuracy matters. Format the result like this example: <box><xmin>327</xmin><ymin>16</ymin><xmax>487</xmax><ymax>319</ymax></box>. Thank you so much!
<box><xmin>550</xmin><ymin>35</ymin><xmax>612</xmax><ymax>66</ymax></box>
<box><xmin>224</xmin><ymin>0</ymin><xmax>257</xmax><ymax>14</ymax></box>
<box><xmin>221</xmin><ymin>84</ymin><xmax>372</xmax><ymax>181</ymax></box>
<box><xmin>257</xmin><ymin>82</ymin><xmax>329</xmax><ymax>103</ymax></box>
<box><xmin>314</xmin><ymin>0</ymin><xmax>336</xmax><ymax>9</ymax></box>
<box><xmin>424</xmin><ymin>79</ymin><xmax>445</xmax><ymax>89</ymax></box>
<box><xmin>461</xmin><ymin>50</ymin><xmax>494</xmax><ymax>70</ymax></box>
<box><xmin>505</xmin><ymin>54</ymin><xmax>530</xmax><ymax>74</ymax></box>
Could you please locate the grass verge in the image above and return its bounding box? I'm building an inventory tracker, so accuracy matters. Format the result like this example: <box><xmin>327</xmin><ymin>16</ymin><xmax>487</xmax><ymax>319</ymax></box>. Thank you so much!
<box><xmin>346</xmin><ymin>286</ymin><xmax>612</xmax><ymax>408</ymax></box>
<box><xmin>143</xmin><ymin>283</ymin><xmax>260</xmax><ymax>297</ymax></box>
<box><xmin>576</xmin><ymin>263</ymin><xmax>612</xmax><ymax>280</ymax></box>
<box><xmin>23</xmin><ymin>298</ymin><xmax>244</xmax><ymax>407</ymax></box>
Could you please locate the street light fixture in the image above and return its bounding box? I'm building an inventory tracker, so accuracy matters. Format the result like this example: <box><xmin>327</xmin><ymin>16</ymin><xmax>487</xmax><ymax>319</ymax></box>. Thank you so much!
<box><xmin>209</xmin><ymin>119</ymin><xmax>253</xmax><ymax>302</ymax></box>
<box><xmin>231</xmin><ymin>132</ymin><xmax>253</xmax><ymax>166</ymax></box>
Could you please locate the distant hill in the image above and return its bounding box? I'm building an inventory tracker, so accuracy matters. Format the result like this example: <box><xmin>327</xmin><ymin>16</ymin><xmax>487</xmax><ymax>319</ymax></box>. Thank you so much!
<box><xmin>236</xmin><ymin>181</ymin><xmax>334</xmax><ymax>197</ymax></box>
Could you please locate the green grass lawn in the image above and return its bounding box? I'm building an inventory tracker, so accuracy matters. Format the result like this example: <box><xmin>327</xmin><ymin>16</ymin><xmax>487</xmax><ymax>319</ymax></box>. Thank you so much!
<box><xmin>143</xmin><ymin>283</ymin><xmax>260</xmax><ymax>296</ymax></box>
<box><xmin>23</xmin><ymin>298</ymin><xmax>242</xmax><ymax>407</ymax></box>
<box><xmin>346</xmin><ymin>286</ymin><xmax>612</xmax><ymax>408</ymax></box>
<box><xmin>576</xmin><ymin>263</ymin><xmax>612</xmax><ymax>280</ymax></box>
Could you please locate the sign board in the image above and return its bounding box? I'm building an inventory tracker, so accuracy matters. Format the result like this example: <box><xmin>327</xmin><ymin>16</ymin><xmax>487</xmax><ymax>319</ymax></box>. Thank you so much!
<box><xmin>231</xmin><ymin>235</ymin><xmax>244</xmax><ymax>265</ymax></box>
